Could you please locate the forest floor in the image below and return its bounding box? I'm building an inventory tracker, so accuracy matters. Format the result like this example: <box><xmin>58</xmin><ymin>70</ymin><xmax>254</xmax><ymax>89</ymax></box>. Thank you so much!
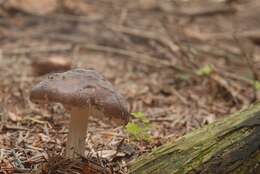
<box><xmin>1</xmin><ymin>0</ymin><xmax>260</xmax><ymax>173</ymax></box>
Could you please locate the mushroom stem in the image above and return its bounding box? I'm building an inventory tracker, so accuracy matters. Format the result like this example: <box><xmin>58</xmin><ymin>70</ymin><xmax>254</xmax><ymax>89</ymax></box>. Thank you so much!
<box><xmin>65</xmin><ymin>107</ymin><xmax>89</xmax><ymax>158</ymax></box>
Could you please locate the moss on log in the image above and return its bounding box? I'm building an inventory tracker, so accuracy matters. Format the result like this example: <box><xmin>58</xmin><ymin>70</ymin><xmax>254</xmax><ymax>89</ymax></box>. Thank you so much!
<box><xmin>129</xmin><ymin>103</ymin><xmax>260</xmax><ymax>174</ymax></box>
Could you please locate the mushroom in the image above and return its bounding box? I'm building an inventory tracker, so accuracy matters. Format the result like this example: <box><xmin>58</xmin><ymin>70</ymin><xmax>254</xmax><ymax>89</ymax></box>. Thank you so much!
<box><xmin>30</xmin><ymin>68</ymin><xmax>130</xmax><ymax>158</ymax></box>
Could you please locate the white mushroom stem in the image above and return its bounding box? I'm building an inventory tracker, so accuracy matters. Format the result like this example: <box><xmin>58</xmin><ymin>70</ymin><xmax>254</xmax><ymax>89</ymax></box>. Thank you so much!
<box><xmin>65</xmin><ymin>107</ymin><xmax>90</xmax><ymax>158</ymax></box>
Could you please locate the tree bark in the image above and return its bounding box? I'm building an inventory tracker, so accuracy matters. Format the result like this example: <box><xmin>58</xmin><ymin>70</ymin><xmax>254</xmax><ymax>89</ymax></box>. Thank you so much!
<box><xmin>129</xmin><ymin>103</ymin><xmax>260</xmax><ymax>174</ymax></box>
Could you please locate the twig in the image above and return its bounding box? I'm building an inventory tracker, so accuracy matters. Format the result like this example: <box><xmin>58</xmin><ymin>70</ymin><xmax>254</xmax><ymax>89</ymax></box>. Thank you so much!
<box><xmin>216</xmin><ymin>68</ymin><xmax>252</xmax><ymax>85</ymax></box>
<box><xmin>108</xmin><ymin>24</ymin><xmax>179</xmax><ymax>53</ymax></box>
<box><xmin>1</xmin><ymin>27</ymin><xmax>188</xmax><ymax>72</ymax></box>
<box><xmin>185</xmin><ymin>29</ymin><xmax>260</xmax><ymax>43</ymax></box>
<box><xmin>39</xmin><ymin>33</ymin><xmax>170</xmax><ymax>69</ymax></box>
<box><xmin>25</xmin><ymin>145</ymin><xmax>44</xmax><ymax>151</ymax></box>
<box><xmin>11</xmin><ymin>150</ymin><xmax>25</xmax><ymax>169</ymax></box>
<box><xmin>2</xmin><ymin>125</ymin><xmax>29</xmax><ymax>131</ymax></box>
<box><xmin>174</xmin><ymin>2</ymin><xmax>235</xmax><ymax>17</ymax></box>
<box><xmin>171</xmin><ymin>88</ymin><xmax>189</xmax><ymax>106</ymax></box>
<box><xmin>2</xmin><ymin>44</ymin><xmax>72</xmax><ymax>55</ymax></box>
<box><xmin>149</xmin><ymin>117</ymin><xmax>175</xmax><ymax>122</ymax></box>
<box><xmin>161</xmin><ymin>15</ymin><xmax>199</xmax><ymax>69</ymax></box>
<box><xmin>43</xmin><ymin>13</ymin><xmax>104</xmax><ymax>23</ymax></box>
<box><xmin>210</xmin><ymin>73</ymin><xmax>249</xmax><ymax>105</ymax></box>
<box><xmin>80</xmin><ymin>44</ymin><xmax>166</xmax><ymax>68</ymax></box>
<box><xmin>46</xmin><ymin>33</ymin><xmax>185</xmax><ymax>70</ymax></box>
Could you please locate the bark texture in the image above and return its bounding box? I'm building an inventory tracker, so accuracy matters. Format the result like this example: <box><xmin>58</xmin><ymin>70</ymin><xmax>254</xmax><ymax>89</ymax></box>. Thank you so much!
<box><xmin>129</xmin><ymin>103</ymin><xmax>260</xmax><ymax>174</ymax></box>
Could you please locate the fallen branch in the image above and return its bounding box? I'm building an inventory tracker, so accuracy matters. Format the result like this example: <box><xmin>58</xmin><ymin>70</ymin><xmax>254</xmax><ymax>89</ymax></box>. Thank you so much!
<box><xmin>129</xmin><ymin>102</ymin><xmax>260</xmax><ymax>174</ymax></box>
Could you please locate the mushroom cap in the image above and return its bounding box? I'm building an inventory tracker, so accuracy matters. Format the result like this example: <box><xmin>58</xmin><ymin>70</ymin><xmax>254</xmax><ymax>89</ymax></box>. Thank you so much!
<box><xmin>30</xmin><ymin>68</ymin><xmax>129</xmax><ymax>125</ymax></box>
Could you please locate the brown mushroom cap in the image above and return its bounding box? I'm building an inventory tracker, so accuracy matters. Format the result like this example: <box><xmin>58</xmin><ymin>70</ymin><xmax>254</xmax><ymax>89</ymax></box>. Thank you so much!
<box><xmin>30</xmin><ymin>68</ymin><xmax>129</xmax><ymax>125</ymax></box>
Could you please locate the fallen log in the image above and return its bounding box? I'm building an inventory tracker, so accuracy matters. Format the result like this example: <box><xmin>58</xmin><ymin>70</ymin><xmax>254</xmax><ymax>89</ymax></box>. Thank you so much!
<box><xmin>129</xmin><ymin>103</ymin><xmax>260</xmax><ymax>174</ymax></box>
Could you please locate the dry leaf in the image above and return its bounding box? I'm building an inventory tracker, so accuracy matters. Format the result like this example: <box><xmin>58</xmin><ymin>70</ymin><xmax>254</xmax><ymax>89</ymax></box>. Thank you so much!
<box><xmin>7</xmin><ymin>111</ymin><xmax>21</xmax><ymax>122</ymax></box>
<box><xmin>32</xmin><ymin>55</ymin><xmax>72</xmax><ymax>75</ymax></box>
<box><xmin>97</xmin><ymin>150</ymin><xmax>125</xmax><ymax>160</ymax></box>
<box><xmin>63</xmin><ymin>0</ymin><xmax>96</xmax><ymax>15</ymax></box>
<box><xmin>5</xmin><ymin>0</ymin><xmax>58</xmax><ymax>15</ymax></box>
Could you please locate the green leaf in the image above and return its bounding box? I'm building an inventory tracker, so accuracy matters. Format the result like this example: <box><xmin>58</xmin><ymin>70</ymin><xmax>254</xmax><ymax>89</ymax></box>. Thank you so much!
<box><xmin>126</xmin><ymin>112</ymin><xmax>153</xmax><ymax>142</ymax></box>
<box><xmin>132</xmin><ymin>112</ymin><xmax>150</xmax><ymax>124</ymax></box>
<box><xmin>125</xmin><ymin>123</ymin><xmax>143</xmax><ymax>135</ymax></box>
<box><xmin>253</xmin><ymin>80</ymin><xmax>260</xmax><ymax>90</ymax></box>
<box><xmin>131</xmin><ymin>112</ymin><xmax>145</xmax><ymax>118</ymax></box>
<box><xmin>196</xmin><ymin>64</ymin><xmax>214</xmax><ymax>76</ymax></box>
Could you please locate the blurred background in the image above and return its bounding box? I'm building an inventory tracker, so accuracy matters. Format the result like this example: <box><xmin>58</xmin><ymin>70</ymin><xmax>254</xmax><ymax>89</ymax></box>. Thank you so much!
<box><xmin>1</xmin><ymin>0</ymin><xmax>260</xmax><ymax>173</ymax></box>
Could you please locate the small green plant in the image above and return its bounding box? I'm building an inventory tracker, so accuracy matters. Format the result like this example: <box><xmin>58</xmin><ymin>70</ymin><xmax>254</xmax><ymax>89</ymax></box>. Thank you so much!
<box><xmin>196</xmin><ymin>64</ymin><xmax>214</xmax><ymax>76</ymax></box>
<box><xmin>125</xmin><ymin>112</ymin><xmax>152</xmax><ymax>142</ymax></box>
<box><xmin>253</xmin><ymin>80</ymin><xmax>260</xmax><ymax>90</ymax></box>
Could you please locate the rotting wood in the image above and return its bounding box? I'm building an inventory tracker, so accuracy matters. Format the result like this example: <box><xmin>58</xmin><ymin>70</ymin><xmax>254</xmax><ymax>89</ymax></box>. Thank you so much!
<box><xmin>129</xmin><ymin>102</ymin><xmax>260</xmax><ymax>174</ymax></box>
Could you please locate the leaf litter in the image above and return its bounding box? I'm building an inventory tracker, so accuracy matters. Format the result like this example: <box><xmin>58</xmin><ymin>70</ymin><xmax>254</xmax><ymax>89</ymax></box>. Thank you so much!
<box><xmin>1</xmin><ymin>0</ymin><xmax>260</xmax><ymax>173</ymax></box>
